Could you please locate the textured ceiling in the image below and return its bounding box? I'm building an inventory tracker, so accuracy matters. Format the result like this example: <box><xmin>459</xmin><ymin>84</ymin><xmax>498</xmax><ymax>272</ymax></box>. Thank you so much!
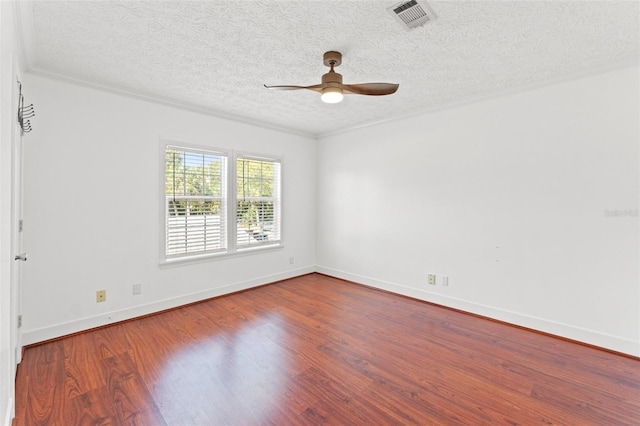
<box><xmin>22</xmin><ymin>0</ymin><xmax>640</xmax><ymax>137</ymax></box>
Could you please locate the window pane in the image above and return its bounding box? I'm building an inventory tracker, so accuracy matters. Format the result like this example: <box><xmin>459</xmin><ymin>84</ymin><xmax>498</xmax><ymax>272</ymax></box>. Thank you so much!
<box><xmin>236</xmin><ymin>157</ymin><xmax>281</xmax><ymax>248</ymax></box>
<box><xmin>165</xmin><ymin>146</ymin><xmax>227</xmax><ymax>258</ymax></box>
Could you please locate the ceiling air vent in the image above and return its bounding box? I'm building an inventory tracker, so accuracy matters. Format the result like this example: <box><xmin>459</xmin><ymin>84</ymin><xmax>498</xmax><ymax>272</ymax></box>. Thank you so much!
<box><xmin>387</xmin><ymin>0</ymin><xmax>437</xmax><ymax>31</ymax></box>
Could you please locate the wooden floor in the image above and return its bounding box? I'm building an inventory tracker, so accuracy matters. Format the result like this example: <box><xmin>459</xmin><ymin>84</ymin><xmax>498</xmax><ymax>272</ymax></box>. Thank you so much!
<box><xmin>14</xmin><ymin>274</ymin><xmax>640</xmax><ymax>425</ymax></box>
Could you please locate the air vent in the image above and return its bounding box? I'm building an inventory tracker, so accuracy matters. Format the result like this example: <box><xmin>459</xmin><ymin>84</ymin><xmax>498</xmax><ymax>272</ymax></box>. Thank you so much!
<box><xmin>387</xmin><ymin>0</ymin><xmax>437</xmax><ymax>31</ymax></box>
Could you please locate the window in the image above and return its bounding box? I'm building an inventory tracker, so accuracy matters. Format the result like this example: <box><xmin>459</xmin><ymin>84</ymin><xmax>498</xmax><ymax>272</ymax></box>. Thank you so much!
<box><xmin>236</xmin><ymin>156</ymin><xmax>281</xmax><ymax>248</ymax></box>
<box><xmin>163</xmin><ymin>143</ymin><xmax>281</xmax><ymax>262</ymax></box>
<box><xmin>165</xmin><ymin>146</ymin><xmax>227</xmax><ymax>259</ymax></box>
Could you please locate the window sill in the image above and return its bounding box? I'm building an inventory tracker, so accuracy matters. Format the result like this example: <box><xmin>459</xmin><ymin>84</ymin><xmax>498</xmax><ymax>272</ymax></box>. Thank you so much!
<box><xmin>159</xmin><ymin>243</ymin><xmax>284</xmax><ymax>269</ymax></box>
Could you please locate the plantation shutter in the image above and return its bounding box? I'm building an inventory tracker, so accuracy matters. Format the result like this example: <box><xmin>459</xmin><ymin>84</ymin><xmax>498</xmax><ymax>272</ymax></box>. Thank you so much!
<box><xmin>236</xmin><ymin>155</ymin><xmax>281</xmax><ymax>248</ymax></box>
<box><xmin>165</xmin><ymin>146</ymin><xmax>227</xmax><ymax>258</ymax></box>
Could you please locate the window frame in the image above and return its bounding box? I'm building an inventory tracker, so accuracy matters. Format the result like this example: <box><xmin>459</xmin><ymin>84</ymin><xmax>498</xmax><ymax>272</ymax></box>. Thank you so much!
<box><xmin>234</xmin><ymin>153</ymin><xmax>283</xmax><ymax>251</ymax></box>
<box><xmin>159</xmin><ymin>140</ymin><xmax>283</xmax><ymax>266</ymax></box>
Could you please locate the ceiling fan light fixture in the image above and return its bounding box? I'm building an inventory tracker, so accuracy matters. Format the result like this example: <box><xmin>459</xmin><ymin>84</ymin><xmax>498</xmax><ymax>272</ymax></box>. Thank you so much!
<box><xmin>321</xmin><ymin>86</ymin><xmax>343</xmax><ymax>104</ymax></box>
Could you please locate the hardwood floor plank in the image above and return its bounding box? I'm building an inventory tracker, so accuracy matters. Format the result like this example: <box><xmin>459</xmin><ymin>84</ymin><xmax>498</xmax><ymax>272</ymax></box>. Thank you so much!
<box><xmin>20</xmin><ymin>340</ymin><xmax>66</xmax><ymax>426</ymax></box>
<box><xmin>529</xmin><ymin>379</ymin><xmax>640</xmax><ymax>425</ymax></box>
<box><xmin>63</xmin><ymin>332</ymin><xmax>109</xmax><ymax>400</ymax></box>
<box><xmin>14</xmin><ymin>273</ymin><xmax>640</xmax><ymax>425</ymax></box>
<box><xmin>102</xmin><ymin>353</ymin><xmax>167</xmax><ymax>425</ymax></box>
<box><xmin>65</xmin><ymin>386</ymin><xmax>117</xmax><ymax>426</ymax></box>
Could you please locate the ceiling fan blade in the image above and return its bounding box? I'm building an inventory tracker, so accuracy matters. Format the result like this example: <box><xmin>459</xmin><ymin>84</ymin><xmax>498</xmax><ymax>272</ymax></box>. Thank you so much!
<box><xmin>343</xmin><ymin>83</ymin><xmax>399</xmax><ymax>96</ymax></box>
<box><xmin>264</xmin><ymin>84</ymin><xmax>323</xmax><ymax>93</ymax></box>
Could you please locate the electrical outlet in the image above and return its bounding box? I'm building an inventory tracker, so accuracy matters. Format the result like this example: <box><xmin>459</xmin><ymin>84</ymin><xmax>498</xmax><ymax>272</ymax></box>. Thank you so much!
<box><xmin>133</xmin><ymin>283</ymin><xmax>142</xmax><ymax>295</ymax></box>
<box><xmin>96</xmin><ymin>290</ymin><xmax>106</xmax><ymax>303</ymax></box>
<box><xmin>442</xmin><ymin>276</ymin><xmax>449</xmax><ymax>286</ymax></box>
<box><xmin>289</xmin><ymin>256</ymin><xmax>294</xmax><ymax>264</ymax></box>
<box><xmin>428</xmin><ymin>274</ymin><xmax>436</xmax><ymax>285</ymax></box>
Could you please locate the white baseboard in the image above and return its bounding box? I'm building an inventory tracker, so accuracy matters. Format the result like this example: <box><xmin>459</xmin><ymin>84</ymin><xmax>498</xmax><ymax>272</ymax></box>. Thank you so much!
<box><xmin>21</xmin><ymin>266</ymin><xmax>315</xmax><ymax>346</ymax></box>
<box><xmin>316</xmin><ymin>266</ymin><xmax>640</xmax><ymax>357</ymax></box>
<box><xmin>20</xmin><ymin>265</ymin><xmax>639</xmax><ymax>357</ymax></box>
<box><xmin>3</xmin><ymin>397</ymin><xmax>13</xmax><ymax>426</ymax></box>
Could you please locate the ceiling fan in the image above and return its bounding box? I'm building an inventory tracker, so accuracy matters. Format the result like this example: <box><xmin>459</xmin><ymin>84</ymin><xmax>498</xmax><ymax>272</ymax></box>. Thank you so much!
<box><xmin>264</xmin><ymin>51</ymin><xmax>399</xmax><ymax>104</ymax></box>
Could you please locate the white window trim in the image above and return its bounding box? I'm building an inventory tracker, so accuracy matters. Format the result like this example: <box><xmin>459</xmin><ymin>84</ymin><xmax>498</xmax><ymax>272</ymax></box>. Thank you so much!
<box><xmin>159</xmin><ymin>140</ymin><xmax>283</xmax><ymax>267</ymax></box>
<box><xmin>233</xmin><ymin>152</ymin><xmax>283</xmax><ymax>252</ymax></box>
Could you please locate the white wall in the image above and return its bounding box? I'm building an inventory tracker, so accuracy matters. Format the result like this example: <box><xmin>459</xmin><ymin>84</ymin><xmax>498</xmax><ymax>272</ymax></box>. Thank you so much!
<box><xmin>20</xmin><ymin>74</ymin><xmax>317</xmax><ymax>344</ymax></box>
<box><xmin>317</xmin><ymin>66</ymin><xmax>640</xmax><ymax>356</ymax></box>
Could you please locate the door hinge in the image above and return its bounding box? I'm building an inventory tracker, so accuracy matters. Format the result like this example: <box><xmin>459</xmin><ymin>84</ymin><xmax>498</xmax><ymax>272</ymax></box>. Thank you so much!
<box><xmin>17</xmin><ymin>315</ymin><xmax>22</xmax><ymax>328</ymax></box>
<box><xmin>19</xmin><ymin>219</ymin><xmax>23</xmax><ymax>232</ymax></box>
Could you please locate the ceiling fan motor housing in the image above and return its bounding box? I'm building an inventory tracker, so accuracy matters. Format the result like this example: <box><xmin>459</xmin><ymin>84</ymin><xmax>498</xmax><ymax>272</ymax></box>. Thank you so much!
<box><xmin>322</xmin><ymin>70</ymin><xmax>343</xmax><ymax>88</ymax></box>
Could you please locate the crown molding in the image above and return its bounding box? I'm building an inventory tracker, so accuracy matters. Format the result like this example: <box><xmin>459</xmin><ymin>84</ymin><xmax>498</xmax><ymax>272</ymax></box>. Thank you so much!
<box><xmin>29</xmin><ymin>55</ymin><xmax>639</xmax><ymax>142</ymax></box>
<box><xmin>317</xmin><ymin>56</ymin><xmax>640</xmax><ymax>140</ymax></box>
<box><xmin>25</xmin><ymin>55</ymin><xmax>639</xmax><ymax>142</ymax></box>
<box><xmin>28</xmin><ymin>67</ymin><xmax>317</xmax><ymax>140</ymax></box>
<box><xmin>14</xmin><ymin>0</ymin><xmax>37</xmax><ymax>71</ymax></box>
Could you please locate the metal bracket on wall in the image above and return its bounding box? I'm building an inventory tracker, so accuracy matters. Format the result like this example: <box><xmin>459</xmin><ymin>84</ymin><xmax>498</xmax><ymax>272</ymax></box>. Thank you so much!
<box><xmin>17</xmin><ymin>80</ymin><xmax>35</xmax><ymax>135</ymax></box>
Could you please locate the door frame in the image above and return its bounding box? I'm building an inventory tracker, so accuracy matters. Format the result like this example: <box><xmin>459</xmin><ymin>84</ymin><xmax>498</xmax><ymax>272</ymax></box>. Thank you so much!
<box><xmin>11</xmin><ymin>74</ymin><xmax>24</xmax><ymax>364</ymax></box>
